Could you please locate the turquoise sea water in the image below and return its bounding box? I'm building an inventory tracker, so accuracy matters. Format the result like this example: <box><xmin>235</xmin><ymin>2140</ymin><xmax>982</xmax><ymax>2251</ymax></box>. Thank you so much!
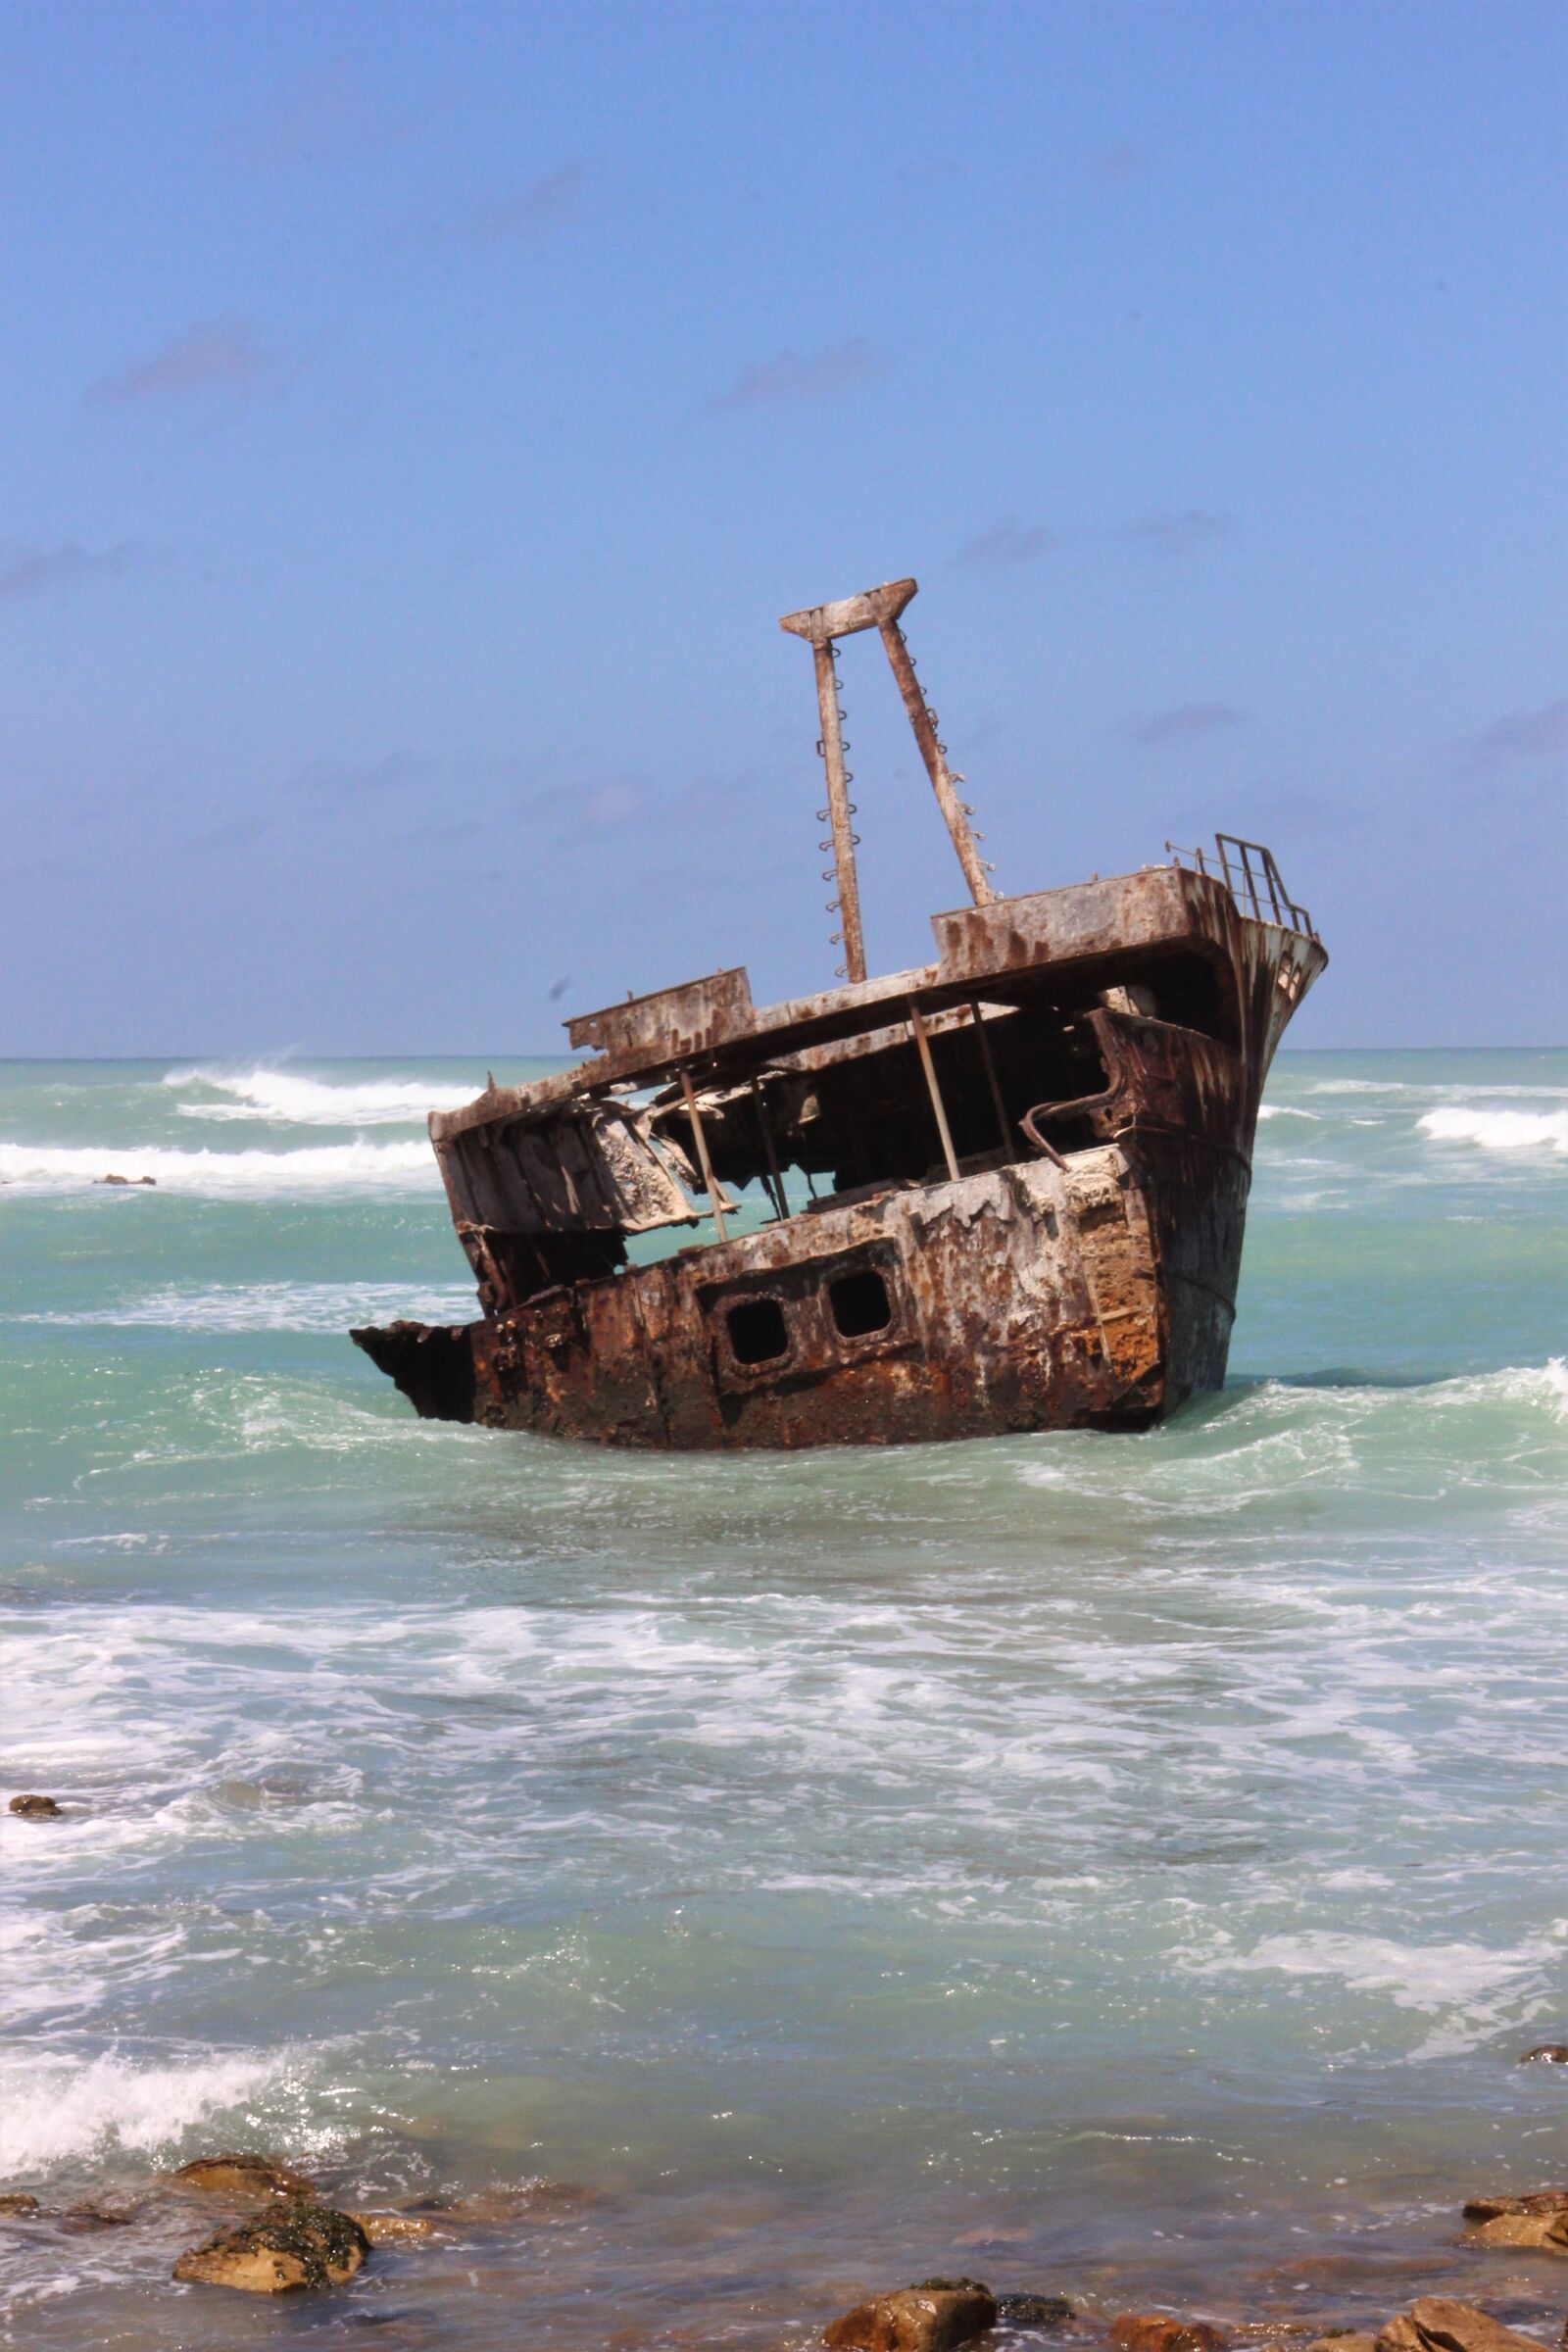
<box><xmin>1</xmin><ymin>1053</ymin><xmax>1564</xmax><ymax>2349</ymax></box>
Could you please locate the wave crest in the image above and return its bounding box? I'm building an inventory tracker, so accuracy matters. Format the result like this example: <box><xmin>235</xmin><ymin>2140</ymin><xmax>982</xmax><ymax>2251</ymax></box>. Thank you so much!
<box><xmin>0</xmin><ymin>1140</ymin><xmax>437</xmax><ymax>1196</ymax></box>
<box><xmin>1419</xmin><ymin>1104</ymin><xmax>1568</xmax><ymax>1154</ymax></box>
<box><xmin>164</xmin><ymin>1064</ymin><xmax>478</xmax><ymax>1126</ymax></box>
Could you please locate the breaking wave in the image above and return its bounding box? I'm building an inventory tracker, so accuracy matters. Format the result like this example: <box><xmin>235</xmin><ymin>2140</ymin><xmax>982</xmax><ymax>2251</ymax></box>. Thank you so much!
<box><xmin>1419</xmin><ymin>1104</ymin><xmax>1568</xmax><ymax>1154</ymax></box>
<box><xmin>0</xmin><ymin>1140</ymin><xmax>438</xmax><ymax>1197</ymax></box>
<box><xmin>0</xmin><ymin>2048</ymin><xmax>304</xmax><ymax>2176</ymax></box>
<box><xmin>165</xmin><ymin>1064</ymin><xmax>480</xmax><ymax>1126</ymax></box>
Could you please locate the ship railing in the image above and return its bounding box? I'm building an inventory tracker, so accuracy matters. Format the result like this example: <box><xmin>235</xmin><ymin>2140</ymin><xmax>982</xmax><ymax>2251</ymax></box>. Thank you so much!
<box><xmin>1165</xmin><ymin>834</ymin><xmax>1316</xmax><ymax>937</ymax></box>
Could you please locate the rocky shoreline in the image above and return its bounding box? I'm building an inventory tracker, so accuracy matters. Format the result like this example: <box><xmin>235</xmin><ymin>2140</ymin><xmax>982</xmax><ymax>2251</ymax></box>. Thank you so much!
<box><xmin>1</xmin><ymin>2147</ymin><xmax>1564</xmax><ymax>2347</ymax></box>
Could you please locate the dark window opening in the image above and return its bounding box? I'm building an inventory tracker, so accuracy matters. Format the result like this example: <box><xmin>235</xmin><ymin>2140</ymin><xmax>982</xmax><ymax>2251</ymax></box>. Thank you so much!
<box><xmin>828</xmin><ymin>1268</ymin><xmax>892</xmax><ymax>1339</ymax></box>
<box><xmin>727</xmin><ymin>1297</ymin><xmax>789</xmax><ymax>1365</ymax></box>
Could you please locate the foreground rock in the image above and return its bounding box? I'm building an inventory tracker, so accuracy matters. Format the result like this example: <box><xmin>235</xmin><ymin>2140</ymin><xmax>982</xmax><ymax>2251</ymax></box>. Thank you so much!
<box><xmin>824</xmin><ymin>2278</ymin><xmax>999</xmax><ymax>2352</ymax></box>
<box><xmin>1110</xmin><ymin>2316</ymin><xmax>1227</xmax><ymax>2352</ymax></box>
<box><xmin>8</xmin><ymin>1794</ymin><xmax>63</xmax><ymax>1820</ymax></box>
<box><xmin>173</xmin><ymin>2153</ymin><xmax>316</xmax><ymax>2199</ymax></box>
<box><xmin>172</xmin><ymin>2201</ymin><xmax>368</xmax><ymax>2293</ymax></box>
<box><xmin>1375</xmin><ymin>2300</ymin><xmax>1553</xmax><ymax>2352</ymax></box>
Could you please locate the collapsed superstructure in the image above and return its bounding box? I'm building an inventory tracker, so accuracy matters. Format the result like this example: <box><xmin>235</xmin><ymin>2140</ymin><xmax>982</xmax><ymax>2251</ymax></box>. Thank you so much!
<box><xmin>354</xmin><ymin>578</ymin><xmax>1325</xmax><ymax>1448</ymax></box>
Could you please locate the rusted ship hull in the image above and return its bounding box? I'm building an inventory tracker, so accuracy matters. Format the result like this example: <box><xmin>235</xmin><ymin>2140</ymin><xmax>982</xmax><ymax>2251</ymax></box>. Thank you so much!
<box><xmin>355</xmin><ymin>860</ymin><xmax>1324</xmax><ymax>1450</ymax></box>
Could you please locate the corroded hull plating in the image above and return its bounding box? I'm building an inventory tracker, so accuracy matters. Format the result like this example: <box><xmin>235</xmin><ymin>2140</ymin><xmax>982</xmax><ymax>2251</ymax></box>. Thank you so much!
<box><xmin>354</xmin><ymin>873</ymin><xmax>1324</xmax><ymax>1450</ymax></box>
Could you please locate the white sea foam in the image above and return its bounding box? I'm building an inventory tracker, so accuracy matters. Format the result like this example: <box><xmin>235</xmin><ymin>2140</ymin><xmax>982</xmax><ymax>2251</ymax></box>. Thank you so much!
<box><xmin>19</xmin><ymin>1281</ymin><xmax>474</xmax><ymax>1333</ymax></box>
<box><xmin>0</xmin><ymin>2048</ymin><xmax>297</xmax><ymax>2174</ymax></box>
<box><xmin>1419</xmin><ymin>1104</ymin><xmax>1568</xmax><ymax>1154</ymax></box>
<box><xmin>0</xmin><ymin>1139</ymin><xmax>438</xmax><ymax>1196</ymax></box>
<box><xmin>166</xmin><ymin>1064</ymin><xmax>481</xmax><ymax>1126</ymax></box>
<box><xmin>1193</xmin><ymin>1927</ymin><xmax>1563</xmax><ymax>2010</ymax></box>
<box><xmin>1181</xmin><ymin>1926</ymin><xmax>1568</xmax><ymax>2059</ymax></box>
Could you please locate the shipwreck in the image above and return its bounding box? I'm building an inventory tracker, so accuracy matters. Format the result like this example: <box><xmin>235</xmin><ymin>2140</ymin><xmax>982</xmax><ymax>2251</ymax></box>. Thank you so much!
<box><xmin>353</xmin><ymin>577</ymin><xmax>1326</xmax><ymax>1448</ymax></box>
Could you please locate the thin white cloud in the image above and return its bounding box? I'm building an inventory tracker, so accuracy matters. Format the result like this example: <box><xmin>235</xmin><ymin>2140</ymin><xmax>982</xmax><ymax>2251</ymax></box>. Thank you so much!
<box><xmin>290</xmin><ymin>752</ymin><xmax>437</xmax><ymax>798</ymax></box>
<box><xmin>1132</xmin><ymin>703</ymin><xmax>1246</xmax><ymax>747</ymax></box>
<box><xmin>0</xmin><ymin>541</ymin><xmax>156</xmax><ymax>599</ymax></box>
<box><xmin>709</xmin><ymin>338</ymin><xmax>888</xmax><ymax>412</ymax></box>
<box><xmin>1467</xmin><ymin>696</ymin><xmax>1568</xmax><ymax>766</ymax></box>
<box><xmin>955</xmin><ymin>517</ymin><xmax>1060</xmax><ymax>567</ymax></box>
<box><xmin>1122</xmin><ymin>509</ymin><xmax>1234</xmax><ymax>556</ymax></box>
<box><xmin>428</xmin><ymin>164</ymin><xmax>587</xmax><ymax>251</ymax></box>
<box><xmin>87</xmin><ymin>318</ymin><xmax>280</xmax><ymax>406</ymax></box>
<box><xmin>238</xmin><ymin>58</ymin><xmax>428</xmax><ymax>172</ymax></box>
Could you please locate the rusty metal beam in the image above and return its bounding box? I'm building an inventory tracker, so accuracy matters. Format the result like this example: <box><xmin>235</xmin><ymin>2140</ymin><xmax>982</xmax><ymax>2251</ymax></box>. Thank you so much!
<box><xmin>969</xmin><ymin>1000</ymin><xmax>1012</xmax><ymax>1156</ymax></box>
<box><xmin>779</xmin><ymin>579</ymin><xmax>917</xmax><ymax>644</ymax></box>
<box><xmin>750</xmin><ymin>1076</ymin><xmax>789</xmax><ymax>1221</ymax></box>
<box><xmin>811</xmin><ymin>639</ymin><xmax>867</xmax><ymax>984</ymax></box>
<box><xmin>678</xmin><ymin>1068</ymin><xmax>728</xmax><ymax>1242</ymax></box>
<box><xmin>878</xmin><ymin>618</ymin><xmax>993</xmax><ymax>907</ymax></box>
<box><xmin>908</xmin><ymin>1003</ymin><xmax>960</xmax><ymax>1183</ymax></box>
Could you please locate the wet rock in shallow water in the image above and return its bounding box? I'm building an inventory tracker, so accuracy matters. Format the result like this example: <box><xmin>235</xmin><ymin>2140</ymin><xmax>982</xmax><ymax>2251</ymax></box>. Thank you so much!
<box><xmin>1110</xmin><ymin>2316</ymin><xmax>1228</xmax><ymax>2352</ymax></box>
<box><xmin>172</xmin><ymin>2201</ymin><xmax>368</xmax><ymax>2293</ymax></box>
<box><xmin>348</xmin><ymin>2211</ymin><xmax>440</xmax><ymax>2246</ymax></box>
<box><xmin>173</xmin><ymin>2152</ymin><xmax>317</xmax><ymax>2199</ymax></box>
<box><xmin>0</xmin><ymin>2194</ymin><xmax>40</xmax><ymax>2217</ymax></box>
<box><xmin>1518</xmin><ymin>2044</ymin><xmax>1568</xmax><ymax>2065</ymax></box>
<box><xmin>1461</xmin><ymin>2189</ymin><xmax>1568</xmax><ymax>2224</ymax></box>
<box><xmin>1374</xmin><ymin>2300</ymin><xmax>1552</xmax><ymax>2352</ymax></box>
<box><xmin>8</xmin><ymin>1793</ymin><xmax>63</xmax><ymax>1820</ymax></box>
<box><xmin>96</xmin><ymin>1173</ymin><xmax>156</xmax><ymax>1186</ymax></box>
<box><xmin>996</xmin><ymin>2293</ymin><xmax>1075</xmax><ymax>2328</ymax></box>
<box><xmin>57</xmin><ymin>2207</ymin><xmax>134</xmax><ymax>2234</ymax></box>
<box><xmin>1466</xmin><ymin>2211</ymin><xmax>1568</xmax><ymax>2252</ymax></box>
<box><xmin>396</xmin><ymin>2180</ymin><xmax>598</xmax><ymax>2225</ymax></box>
<box><xmin>824</xmin><ymin>2279</ymin><xmax>999</xmax><ymax>2352</ymax></box>
<box><xmin>1304</xmin><ymin>2335</ymin><xmax>1378</xmax><ymax>2352</ymax></box>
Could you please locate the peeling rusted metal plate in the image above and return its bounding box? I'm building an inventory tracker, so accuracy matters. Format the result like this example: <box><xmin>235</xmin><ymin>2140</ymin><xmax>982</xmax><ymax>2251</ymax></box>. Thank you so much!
<box><xmin>564</xmin><ymin>967</ymin><xmax>755</xmax><ymax>1063</ymax></box>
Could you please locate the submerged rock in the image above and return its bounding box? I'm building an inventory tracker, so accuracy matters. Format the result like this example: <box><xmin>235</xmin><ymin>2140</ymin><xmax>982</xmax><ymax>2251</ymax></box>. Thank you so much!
<box><xmin>824</xmin><ymin>2278</ymin><xmax>999</xmax><ymax>2352</ymax></box>
<box><xmin>1110</xmin><ymin>2317</ymin><xmax>1227</xmax><ymax>2352</ymax></box>
<box><xmin>8</xmin><ymin>1793</ymin><xmax>63</xmax><ymax>1820</ymax></box>
<box><xmin>395</xmin><ymin>2180</ymin><xmax>598</xmax><ymax>2224</ymax></box>
<box><xmin>348</xmin><ymin>2210</ymin><xmax>440</xmax><ymax>2246</ymax></box>
<box><xmin>1518</xmin><ymin>2044</ymin><xmax>1568</xmax><ymax>2065</ymax></box>
<box><xmin>57</xmin><ymin>2206</ymin><xmax>134</xmax><ymax>2234</ymax></box>
<box><xmin>1375</xmin><ymin>2300</ymin><xmax>1552</xmax><ymax>2352</ymax></box>
<box><xmin>996</xmin><ymin>2293</ymin><xmax>1075</xmax><ymax>2328</ymax></box>
<box><xmin>96</xmin><ymin>1173</ymin><xmax>156</xmax><ymax>1186</ymax></box>
<box><xmin>172</xmin><ymin>2201</ymin><xmax>368</xmax><ymax>2293</ymax></box>
<box><xmin>173</xmin><ymin>2153</ymin><xmax>317</xmax><ymax>2199</ymax></box>
<box><xmin>0</xmin><ymin>2194</ymin><xmax>40</xmax><ymax>2217</ymax></box>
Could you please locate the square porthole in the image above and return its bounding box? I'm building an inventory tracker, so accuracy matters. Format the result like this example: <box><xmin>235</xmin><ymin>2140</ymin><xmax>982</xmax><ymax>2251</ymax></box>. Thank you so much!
<box><xmin>827</xmin><ymin>1267</ymin><xmax>893</xmax><ymax>1340</ymax></box>
<box><xmin>726</xmin><ymin>1296</ymin><xmax>789</xmax><ymax>1366</ymax></box>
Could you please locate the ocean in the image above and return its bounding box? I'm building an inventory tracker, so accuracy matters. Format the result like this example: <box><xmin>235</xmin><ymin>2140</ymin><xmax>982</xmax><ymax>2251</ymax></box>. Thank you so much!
<box><xmin>1</xmin><ymin>1052</ymin><xmax>1564</xmax><ymax>2348</ymax></box>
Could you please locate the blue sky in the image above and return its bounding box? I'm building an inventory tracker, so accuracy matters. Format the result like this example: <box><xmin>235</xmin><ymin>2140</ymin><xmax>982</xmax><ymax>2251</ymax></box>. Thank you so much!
<box><xmin>3</xmin><ymin>0</ymin><xmax>1563</xmax><ymax>1054</ymax></box>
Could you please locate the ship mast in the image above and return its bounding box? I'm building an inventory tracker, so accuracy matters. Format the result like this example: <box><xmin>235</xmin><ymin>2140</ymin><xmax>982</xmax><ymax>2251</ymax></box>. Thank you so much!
<box><xmin>780</xmin><ymin>577</ymin><xmax>993</xmax><ymax>983</ymax></box>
